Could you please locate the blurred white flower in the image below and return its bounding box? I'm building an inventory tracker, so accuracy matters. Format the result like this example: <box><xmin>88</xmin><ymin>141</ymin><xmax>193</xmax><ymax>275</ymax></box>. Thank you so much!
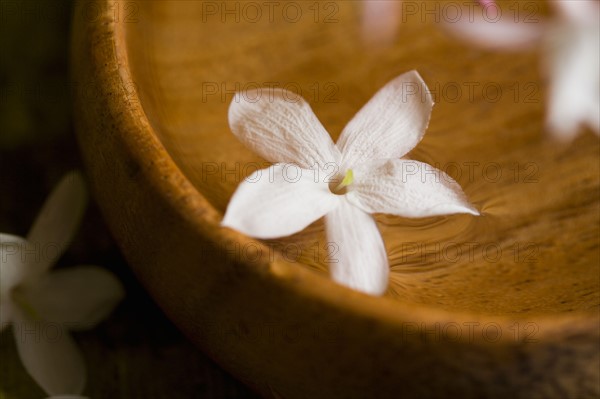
<box><xmin>478</xmin><ymin>0</ymin><xmax>496</xmax><ymax>8</ymax></box>
<box><xmin>361</xmin><ymin>0</ymin><xmax>402</xmax><ymax>46</ymax></box>
<box><xmin>1</xmin><ymin>171</ymin><xmax>124</xmax><ymax>397</ymax></box>
<box><xmin>359</xmin><ymin>0</ymin><xmax>496</xmax><ymax>46</ymax></box>
<box><xmin>222</xmin><ymin>71</ymin><xmax>478</xmax><ymax>295</ymax></box>
<box><xmin>446</xmin><ymin>0</ymin><xmax>600</xmax><ymax>141</ymax></box>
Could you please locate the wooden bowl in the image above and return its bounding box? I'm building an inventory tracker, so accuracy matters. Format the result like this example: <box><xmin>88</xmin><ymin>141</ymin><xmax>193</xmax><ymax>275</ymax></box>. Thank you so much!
<box><xmin>71</xmin><ymin>1</ymin><xmax>599</xmax><ymax>397</ymax></box>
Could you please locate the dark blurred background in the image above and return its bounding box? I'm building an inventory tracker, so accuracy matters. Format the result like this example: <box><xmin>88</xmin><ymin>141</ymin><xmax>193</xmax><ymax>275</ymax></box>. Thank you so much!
<box><xmin>0</xmin><ymin>1</ymin><xmax>257</xmax><ymax>397</ymax></box>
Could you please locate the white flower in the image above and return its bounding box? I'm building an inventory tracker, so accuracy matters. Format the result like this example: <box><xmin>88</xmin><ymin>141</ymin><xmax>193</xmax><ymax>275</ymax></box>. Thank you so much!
<box><xmin>478</xmin><ymin>0</ymin><xmax>495</xmax><ymax>8</ymax></box>
<box><xmin>361</xmin><ymin>0</ymin><xmax>402</xmax><ymax>46</ymax></box>
<box><xmin>359</xmin><ymin>0</ymin><xmax>497</xmax><ymax>46</ymax></box>
<box><xmin>222</xmin><ymin>71</ymin><xmax>478</xmax><ymax>295</ymax></box>
<box><xmin>446</xmin><ymin>0</ymin><xmax>600</xmax><ymax>141</ymax></box>
<box><xmin>1</xmin><ymin>172</ymin><xmax>124</xmax><ymax>398</ymax></box>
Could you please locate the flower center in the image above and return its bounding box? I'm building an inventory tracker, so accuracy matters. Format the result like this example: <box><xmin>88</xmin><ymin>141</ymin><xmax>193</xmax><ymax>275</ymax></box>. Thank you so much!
<box><xmin>329</xmin><ymin>169</ymin><xmax>354</xmax><ymax>195</ymax></box>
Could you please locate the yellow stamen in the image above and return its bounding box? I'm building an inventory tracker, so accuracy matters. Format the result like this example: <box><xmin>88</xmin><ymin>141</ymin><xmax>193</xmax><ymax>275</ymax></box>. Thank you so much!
<box><xmin>334</xmin><ymin>169</ymin><xmax>354</xmax><ymax>192</ymax></box>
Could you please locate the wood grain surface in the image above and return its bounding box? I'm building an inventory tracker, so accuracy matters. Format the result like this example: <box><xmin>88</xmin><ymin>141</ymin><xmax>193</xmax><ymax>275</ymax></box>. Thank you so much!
<box><xmin>120</xmin><ymin>0</ymin><xmax>599</xmax><ymax>314</ymax></box>
<box><xmin>71</xmin><ymin>0</ymin><xmax>599</xmax><ymax>398</ymax></box>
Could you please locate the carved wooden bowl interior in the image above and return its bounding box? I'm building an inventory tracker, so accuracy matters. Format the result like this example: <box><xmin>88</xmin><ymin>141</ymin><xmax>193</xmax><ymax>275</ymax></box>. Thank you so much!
<box><xmin>72</xmin><ymin>0</ymin><xmax>599</xmax><ymax>397</ymax></box>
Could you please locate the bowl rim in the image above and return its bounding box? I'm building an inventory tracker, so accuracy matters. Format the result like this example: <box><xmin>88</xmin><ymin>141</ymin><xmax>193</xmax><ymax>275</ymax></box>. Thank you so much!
<box><xmin>82</xmin><ymin>0</ymin><xmax>599</xmax><ymax>344</ymax></box>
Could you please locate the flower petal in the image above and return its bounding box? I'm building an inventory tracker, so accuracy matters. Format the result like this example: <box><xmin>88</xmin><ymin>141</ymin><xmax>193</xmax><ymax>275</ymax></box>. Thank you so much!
<box><xmin>21</xmin><ymin>266</ymin><xmax>124</xmax><ymax>330</ymax></box>
<box><xmin>1</xmin><ymin>233</ymin><xmax>29</xmax><ymax>299</ymax></box>
<box><xmin>12</xmin><ymin>310</ymin><xmax>86</xmax><ymax>396</ymax></box>
<box><xmin>478</xmin><ymin>0</ymin><xmax>495</xmax><ymax>7</ymax></box>
<box><xmin>545</xmin><ymin>25</ymin><xmax>600</xmax><ymax>139</ymax></box>
<box><xmin>444</xmin><ymin>15</ymin><xmax>543</xmax><ymax>50</ymax></box>
<box><xmin>361</xmin><ymin>0</ymin><xmax>401</xmax><ymax>46</ymax></box>
<box><xmin>26</xmin><ymin>172</ymin><xmax>88</xmax><ymax>276</ymax></box>
<box><xmin>229</xmin><ymin>88</ymin><xmax>340</xmax><ymax>168</ymax></box>
<box><xmin>222</xmin><ymin>164</ymin><xmax>340</xmax><ymax>239</ymax></box>
<box><xmin>350</xmin><ymin>159</ymin><xmax>479</xmax><ymax>217</ymax></box>
<box><xmin>552</xmin><ymin>0</ymin><xmax>599</xmax><ymax>24</ymax></box>
<box><xmin>325</xmin><ymin>198</ymin><xmax>389</xmax><ymax>295</ymax></box>
<box><xmin>335</xmin><ymin>71</ymin><xmax>434</xmax><ymax>168</ymax></box>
